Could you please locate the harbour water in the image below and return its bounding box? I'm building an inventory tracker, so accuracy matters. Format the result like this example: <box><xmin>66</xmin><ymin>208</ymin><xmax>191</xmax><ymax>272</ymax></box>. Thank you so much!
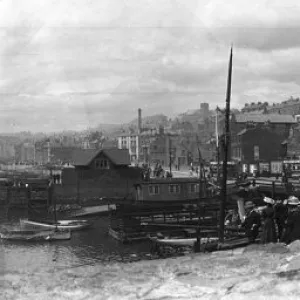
<box><xmin>0</xmin><ymin>208</ymin><xmax>155</xmax><ymax>275</ymax></box>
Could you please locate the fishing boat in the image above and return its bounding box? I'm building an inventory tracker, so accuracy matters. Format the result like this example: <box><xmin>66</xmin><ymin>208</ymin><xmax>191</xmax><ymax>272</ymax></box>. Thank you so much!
<box><xmin>20</xmin><ymin>218</ymin><xmax>92</xmax><ymax>231</ymax></box>
<box><xmin>0</xmin><ymin>228</ymin><xmax>71</xmax><ymax>241</ymax></box>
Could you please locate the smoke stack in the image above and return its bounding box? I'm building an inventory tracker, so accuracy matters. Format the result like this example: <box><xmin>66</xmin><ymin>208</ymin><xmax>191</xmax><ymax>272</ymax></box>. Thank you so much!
<box><xmin>138</xmin><ymin>108</ymin><xmax>142</xmax><ymax>134</ymax></box>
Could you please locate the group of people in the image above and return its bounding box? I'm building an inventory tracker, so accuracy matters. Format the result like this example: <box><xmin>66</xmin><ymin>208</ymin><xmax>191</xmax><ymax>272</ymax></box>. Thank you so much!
<box><xmin>242</xmin><ymin>195</ymin><xmax>300</xmax><ymax>245</ymax></box>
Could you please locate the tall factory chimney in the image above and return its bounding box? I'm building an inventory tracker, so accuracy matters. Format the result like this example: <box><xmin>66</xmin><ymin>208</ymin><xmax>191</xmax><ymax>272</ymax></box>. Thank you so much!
<box><xmin>137</xmin><ymin>108</ymin><xmax>142</xmax><ymax>164</ymax></box>
<box><xmin>138</xmin><ymin>108</ymin><xmax>142</xmax><ymax>134</ymax></box>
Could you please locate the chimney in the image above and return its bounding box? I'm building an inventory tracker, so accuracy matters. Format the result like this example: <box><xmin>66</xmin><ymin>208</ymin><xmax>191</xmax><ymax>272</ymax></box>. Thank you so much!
<box><xmin>136</xmin><ymin>108</ymin><xmax>142</xmax><ymax>164</ymax></box>
<box><xmin>138</xmin><ymin>108</ymin><xmax>142</xmax><ymax>134</ymax></box>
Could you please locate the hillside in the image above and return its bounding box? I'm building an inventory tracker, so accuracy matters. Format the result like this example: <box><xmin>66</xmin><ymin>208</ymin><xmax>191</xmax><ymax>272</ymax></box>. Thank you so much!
<box><xmin>128</xmin><ymin>114</ymin><xmax>169</xmax><ymax>128</ymax></box>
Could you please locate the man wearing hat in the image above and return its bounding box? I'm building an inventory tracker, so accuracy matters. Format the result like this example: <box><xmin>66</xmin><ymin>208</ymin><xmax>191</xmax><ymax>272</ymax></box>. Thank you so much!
<box><xmin>274</xmin><ymin>198</ymin><xmax>288</xmax><ymax>241</ymax></box>
<box><xmin>261</xmin><ymin>197</ymin><xmax>277</xmax><ymax>244</ymax></box>
<box><xmin>242</xmin><ymin>200</ymin><xmax>261</xmax><ymax>243</ymax></box>
<box><xmin>281</xmin><ymin>196</ymin><xmax>300</xmax><ymax>244</ymax></box>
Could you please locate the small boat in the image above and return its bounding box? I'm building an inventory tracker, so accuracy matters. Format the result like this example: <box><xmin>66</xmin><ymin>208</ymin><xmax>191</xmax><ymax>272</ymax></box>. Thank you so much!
<box><xmin>0</xmin><ymin>229</ymin><xmax>71</xmax><ymax>241</ymax></box>
<box><xmin>20</xmin><ymin>218</ymin><xmax>92</xmax><ymax>231</ymax></box>
<box><xmin>108</xmin><ymin>227</ymin><xmax>149</xmax><ymax>243</ymax></box>
<box><xmin>69</xmin><ymin>204</ymin><xmax>116</xmax><ymax>217</ymax></box>
<box><xmin>149</xmin><ymin>236</ymin><xmax>219</xmax><ymax>246</ymax></box>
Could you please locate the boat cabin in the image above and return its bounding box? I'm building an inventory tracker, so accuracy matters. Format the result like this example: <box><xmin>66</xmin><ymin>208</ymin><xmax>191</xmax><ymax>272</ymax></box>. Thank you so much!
<box><xmin>133</xmin><ymin>178</ymin><xmax>207</xmax><ymax>203</ymax></box>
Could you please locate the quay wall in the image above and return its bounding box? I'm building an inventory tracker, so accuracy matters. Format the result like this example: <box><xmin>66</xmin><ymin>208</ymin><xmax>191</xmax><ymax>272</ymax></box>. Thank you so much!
<box><xmin>0</xmin><ymin>187</ymin><xmax>49</xmax><ymax>207</ymax></box>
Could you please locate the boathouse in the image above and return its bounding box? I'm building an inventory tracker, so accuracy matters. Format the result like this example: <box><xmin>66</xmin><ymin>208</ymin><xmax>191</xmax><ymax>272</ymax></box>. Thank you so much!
<box><xmin>55</xmin><ymin>148</ymin><xmax>142</xmax><ymax>202</ymax></box>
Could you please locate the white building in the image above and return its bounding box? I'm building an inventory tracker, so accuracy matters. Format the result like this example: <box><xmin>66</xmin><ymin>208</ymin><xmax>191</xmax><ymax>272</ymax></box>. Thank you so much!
<box><xmin>117</xmin><ymin>134</ymin><xmax>139</xmax><ymax>164</ymax></box>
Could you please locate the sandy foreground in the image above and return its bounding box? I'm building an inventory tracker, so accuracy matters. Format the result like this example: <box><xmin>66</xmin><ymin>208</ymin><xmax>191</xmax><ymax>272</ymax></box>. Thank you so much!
<box><xmin>3</xmin><ymin>241</ymin><xmax>300</xmax><ymax>300</ymax></box>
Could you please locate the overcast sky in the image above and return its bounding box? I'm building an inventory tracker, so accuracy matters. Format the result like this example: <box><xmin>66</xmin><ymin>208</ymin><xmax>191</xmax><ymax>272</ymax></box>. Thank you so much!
<box><xmin>1</xmin><ymin>0</ymin><xmax>300</xmax><ymax>132</ymax></box>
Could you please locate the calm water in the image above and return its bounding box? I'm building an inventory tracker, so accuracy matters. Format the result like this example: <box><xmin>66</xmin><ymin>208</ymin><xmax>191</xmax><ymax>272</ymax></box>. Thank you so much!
<box><xmin>0</xmin><ymin>207</ymin><xmax>154</xmax><ymax>274</ymax></box>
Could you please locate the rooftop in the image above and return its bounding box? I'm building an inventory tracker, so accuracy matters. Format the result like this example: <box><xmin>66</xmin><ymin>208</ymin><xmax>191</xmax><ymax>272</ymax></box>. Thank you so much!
<box><xmin>235</xmin><ymin>114</ymin><xmax>296</xmax><ymax>124</ymax></box>
<box><xmin>73</xmin><ymin>148</ymin><xmax>130</xmax><ymax>166</ymax></box>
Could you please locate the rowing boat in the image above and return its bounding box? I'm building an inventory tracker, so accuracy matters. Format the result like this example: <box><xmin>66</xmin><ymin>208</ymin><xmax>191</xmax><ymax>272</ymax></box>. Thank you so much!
<box><xmin>0</xmin><ymin>229</ymin><xmax>71</xmax><ymax>241</ymax></box>
<box><xmin>20</xmin><ymin>218</ymin><xmax>92</xmax><ymax>231</ymax></box>
<box><xmin>149</xmin><ymin>236</ymin><xmax>219</xmax><ymax>246</ymax></box>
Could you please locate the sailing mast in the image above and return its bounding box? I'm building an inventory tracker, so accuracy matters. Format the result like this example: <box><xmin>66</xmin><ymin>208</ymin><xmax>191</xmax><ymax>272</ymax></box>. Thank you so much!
<box><xmin>219</xmin><ymin>46</ymin><xmax>233</xmax><ymax>243</ymax></box>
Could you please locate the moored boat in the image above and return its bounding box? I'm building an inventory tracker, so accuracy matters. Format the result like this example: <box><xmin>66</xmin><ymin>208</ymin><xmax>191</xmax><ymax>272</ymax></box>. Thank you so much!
<box><xmin>0</xmin><ymin>229</ymin><xmax>71</xmax><ymax>241</ymax></box>
<box><xmin>20</xmin><ymin>218</ymin><xmax>92</xmax><ymax>231</ymax></box>
<box><xmin>68</xmin><ymin>204</ymin><xmax>116</xmax><ymax>217</ymax></box>
<box><xmin>149</xmin><ymin>236</ymin><xmax>219</xmax><ymax>246</ymax></box>
<box><xmin>108</xmin><ymin>226</ymin><xmax>149</xmax><ymax>243</ymax></box>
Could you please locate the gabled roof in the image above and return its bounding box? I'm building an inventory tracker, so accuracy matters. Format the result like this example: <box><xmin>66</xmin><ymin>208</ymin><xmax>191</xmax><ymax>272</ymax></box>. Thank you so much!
<box><xmin>73</xmin><ymin>148</ymin><xmax>130</xmax><ymax>166</ymax></box>
<box><xmin>102</xmin><ymin>149</ymin><xmax>130</xmax><ymax>165</ymax></box>
<box><xmin>235</xmin><ymin>114</ymin><xmax>296</xmax><ymax>124</ymax></box>
<box><xmin>72</xmin><ymin>149</ymin><xmax>98</xmax><ymax>166</ymax></box>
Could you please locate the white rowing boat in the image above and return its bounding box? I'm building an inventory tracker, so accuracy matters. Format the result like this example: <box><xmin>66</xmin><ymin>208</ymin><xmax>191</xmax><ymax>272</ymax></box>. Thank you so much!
<box><xmin>20</xmin><ymin>218</ymin><xmax>92</xmax><ymax>231</ymax></box>
<box><xmin>149</xmin><ymin>236</ymin><xmax>219</xmax><ymax>246</ymax></box>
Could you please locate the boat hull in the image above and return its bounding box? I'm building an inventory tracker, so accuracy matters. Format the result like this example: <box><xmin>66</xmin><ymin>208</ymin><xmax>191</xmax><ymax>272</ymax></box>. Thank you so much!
<box><xmin>149</xmin><ymin>237</ymin><xmax>219</xmax><ymax>246</ymax></box>
<box><xmin>0</xmin><ymin>229</ymin><xmax>71</xmax><ymax>241</ymax></box>
<box><xmin>20</xmin><ymin>219</ymin><xmax>92</xmax><ymax>231</ymax></box>
<box><xmin>108</xmin><ymin>227</ymin><xmax>149</xmax><ymax>243</ymax></box>
<box><xmin>69</xmin><ymin>204</ymin><xmax>116</xmax><ymax>217</ymax></box>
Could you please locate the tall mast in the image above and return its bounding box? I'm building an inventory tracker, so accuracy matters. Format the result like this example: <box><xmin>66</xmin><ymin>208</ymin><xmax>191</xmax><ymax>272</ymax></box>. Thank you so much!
<box><xmin>219</xmin><ymin>46</ymin><xmax>233</xmax><ymax>243</ymax></box>
<box><xmin>169</xmin><ymin>135</ymin><xmax>172</xmax><ymax>175</ymax></box>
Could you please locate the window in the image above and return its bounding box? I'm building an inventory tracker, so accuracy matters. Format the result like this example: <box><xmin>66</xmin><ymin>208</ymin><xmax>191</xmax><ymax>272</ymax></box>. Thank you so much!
<box><xmin>149</xmin><ymin>185</ymin><xmax>159</xmax><ymax>195</ymax></box>
<box><xmin>254</xmin><ymin>145</ymin><xmax>259</xmax><ymax>161</ymax></box>
<box><xmin>95</xmin><ymin>159</ymin><xmax>109</xmax><ymax>169</ymax></box>
<box><xmin>189</xmin><ymin>183</ymin><xmax>199</xmax><ymax>193</ymax></box>
<box><xmin>237</xmin><ymin>147</ymin><xmax>241</xmax><ymax>158</ymax></box>
<box><xmin>169</xmin><ymin>184</ymin><xmax>181</xmax><ymax>194</ymax></box>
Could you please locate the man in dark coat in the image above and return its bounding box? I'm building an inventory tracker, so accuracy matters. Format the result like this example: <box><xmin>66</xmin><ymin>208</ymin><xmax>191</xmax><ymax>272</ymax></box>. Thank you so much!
<box><xmin>242</xmin><ymin>200</ymin><xmax>261</xmax><ymax>243</ymax></box>
<box><xmin>274</xmin><ymin>198</ymin><xmax>288</xmax><ymax>241</ymax></box>
<box><xmin>281</xmin><ymin>196</ymin><xmax>300</xmax><ymax>244</ymax></box>
<box><xmin>261</xmin><ymin>197</ymin><xmax>277</xmax><ymax>244</ymax></box>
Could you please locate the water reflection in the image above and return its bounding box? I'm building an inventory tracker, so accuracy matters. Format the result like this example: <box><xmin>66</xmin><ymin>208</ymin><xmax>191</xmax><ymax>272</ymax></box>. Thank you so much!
<box><xmin>0</xmin><ymin>208</ymin><xmax>154</xmax><ymax>274</ymax></box>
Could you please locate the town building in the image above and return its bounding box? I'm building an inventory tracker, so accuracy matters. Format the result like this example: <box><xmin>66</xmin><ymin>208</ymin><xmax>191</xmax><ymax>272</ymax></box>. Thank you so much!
<box><xmin>14</xmin><ymin>142</ymin><xmax>35</xmax><ymax>163</ymax></box>
<box><xmin>231</xmin><ymin>113</ymin><xmax>296</xmax><ymax>138</ymax></box>
<box><xmin>267</xmin><ymin>97</ymin><xmax>300</xmax><ymax>115</ymax></box>
<box><xmin>241</xmin><ymin>102</ymin><xmax>269</xmax><ymax>114</ymax></box>
<box><xmin>56</xmin><ymin>148</ymin><xmax>142</xmax><ymax>200</ymax></box>
<box><xmin>231</xmin><ymin>125</ymin><xmax>288</xmax><ymax>175</ymax></box>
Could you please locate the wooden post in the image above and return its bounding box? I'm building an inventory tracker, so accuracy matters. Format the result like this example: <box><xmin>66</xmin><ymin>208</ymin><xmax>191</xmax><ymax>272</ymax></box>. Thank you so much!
<box><xmin>76</xmin><ymin>170</ymin><xmax>81</xmax><ymax>205</ymax></box>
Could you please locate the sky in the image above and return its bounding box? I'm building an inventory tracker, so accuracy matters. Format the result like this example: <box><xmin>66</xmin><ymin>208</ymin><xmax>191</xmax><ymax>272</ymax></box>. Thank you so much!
<box><xmin>1</xmin><ymin>0</ymin><xmax>300</xmax><ymax>132</ymax></box>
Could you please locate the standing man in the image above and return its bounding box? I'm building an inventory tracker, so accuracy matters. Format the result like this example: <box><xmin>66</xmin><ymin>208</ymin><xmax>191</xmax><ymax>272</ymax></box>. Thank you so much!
<box><xmin>261</xmin><ymin>197</ymin><xmax>277</xmax><ymax>244</ymax></box>
<box><xmin>281</xmin><ymin>196</ymin><xmax>300</xmax><ymax>244</ymax></box>
<box><xmin>274</xmin><ymin>198</ymin><xmax>288</xmax><ymax>242</ymax></box>
<box><xmin>241</xmin><ymin>200</ymin><xmax>261</xmax><ymax>243</ymax></box>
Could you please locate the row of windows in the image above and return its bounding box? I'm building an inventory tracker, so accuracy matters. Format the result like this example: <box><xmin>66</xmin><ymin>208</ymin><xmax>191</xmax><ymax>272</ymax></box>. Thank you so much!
<box><xmin>148</xmin><ymin>184</ymin><xmax>199</xmax><ymax>195</ymax></box>
<box><xmin>121</xmin><ymin>136</ymin><xmax>137</xmax><ymax>141</ymax></box>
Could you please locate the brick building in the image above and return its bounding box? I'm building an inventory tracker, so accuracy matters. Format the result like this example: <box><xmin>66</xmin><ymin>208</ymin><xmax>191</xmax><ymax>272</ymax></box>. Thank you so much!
<box><xmin>231</xmin><ymin>113</ymin><xmax>296</xmax><ymax>138</ymax></box>
<box><xmin>231</xmin><ymin>125</ymin><xmax>287</xmax><ymax>175</ymax></box>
